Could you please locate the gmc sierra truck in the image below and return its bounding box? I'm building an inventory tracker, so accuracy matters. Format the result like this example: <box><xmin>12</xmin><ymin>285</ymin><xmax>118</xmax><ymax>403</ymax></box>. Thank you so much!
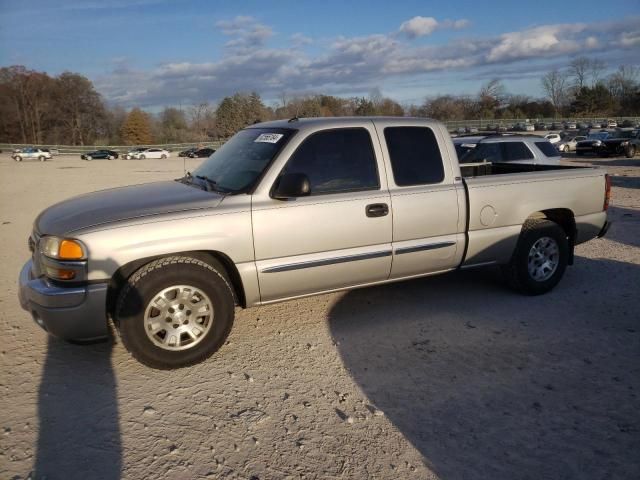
<box><xmin>18</xmin><ymin>117</ymin><xmax>611</xmax><ymax>369</ymax></box>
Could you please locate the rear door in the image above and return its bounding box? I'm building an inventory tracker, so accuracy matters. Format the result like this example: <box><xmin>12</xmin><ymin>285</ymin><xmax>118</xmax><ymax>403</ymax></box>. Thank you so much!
<box><xmin>374</xmin><ymin>122</ymin><xmax>464</xmax><ymax>279</ymax></box>
<box><xmin>252</xmin><ymin>124</ymin><xmax>392</xmax><ymax>302</ymax></box>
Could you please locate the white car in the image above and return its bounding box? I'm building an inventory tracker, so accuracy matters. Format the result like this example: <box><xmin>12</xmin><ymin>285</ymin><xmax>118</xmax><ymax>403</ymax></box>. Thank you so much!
<box><xmin>12</xmin><ymin>147</ymin><xmax>52</xmax><ymax>162</ymax></box>
<box><xmin>556</xmin><ymin>136</ymin><xmax>587</xmax><ymax>153</ymax></box>
<box><xmin>545</xmin><ymin>133</ymin><xmax>561</xmax><ymax>144</ymax></box>
<box><xmin>524</xmin><ymin>124</ymin><xmax>535</xmax><ymax>132</ymax></box>
<box><xmin>127</xmin><ymin>148</ymin><xmax>170</xmax><ymax>160</ymax></box>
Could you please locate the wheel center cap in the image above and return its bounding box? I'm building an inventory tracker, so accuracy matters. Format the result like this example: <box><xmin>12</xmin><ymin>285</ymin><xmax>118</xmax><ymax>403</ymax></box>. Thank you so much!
<box><xmin>173</xmin><ymin>311</ymin><xmax>186</xmax><ymax>322</ymax></box>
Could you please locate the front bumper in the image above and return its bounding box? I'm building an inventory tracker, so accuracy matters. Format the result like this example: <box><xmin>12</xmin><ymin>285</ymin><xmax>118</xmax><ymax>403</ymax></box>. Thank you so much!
<box><xmin>18</xmin><ymin>260</ymin><xmax>109</xmax><ymax>341</ymax></box>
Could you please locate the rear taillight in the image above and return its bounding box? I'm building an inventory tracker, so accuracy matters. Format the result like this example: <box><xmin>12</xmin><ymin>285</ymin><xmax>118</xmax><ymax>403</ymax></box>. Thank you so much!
<box><xmin>603</xmin><ymin>174</ymin><xmax>611</xmax><ymax>211</ymax></box>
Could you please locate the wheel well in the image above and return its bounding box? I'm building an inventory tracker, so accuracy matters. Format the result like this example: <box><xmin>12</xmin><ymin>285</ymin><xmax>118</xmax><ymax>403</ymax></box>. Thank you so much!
<box><xmin>526</xmin><ymin>208</ymin><xmax>576</xmax><ymax>263</ymax></box>
<box><xmin>106</xmin><ymin>250</ymin><xmax>247</xmax><ymax>317</ymax></box>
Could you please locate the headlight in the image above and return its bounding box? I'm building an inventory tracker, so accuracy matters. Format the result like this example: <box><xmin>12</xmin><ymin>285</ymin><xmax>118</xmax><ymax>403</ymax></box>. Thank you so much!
<box><xmin>40</xmin><ymin>236</ymin><xmax>86</xmax><ymax>260</ymax></box>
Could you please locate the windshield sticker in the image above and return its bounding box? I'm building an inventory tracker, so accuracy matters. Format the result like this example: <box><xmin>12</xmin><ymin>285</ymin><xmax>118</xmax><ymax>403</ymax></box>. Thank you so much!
<box><xmin>254</xmin><ymin>133</ymin><xmax>284</xmax><ymax>144</ymax></box>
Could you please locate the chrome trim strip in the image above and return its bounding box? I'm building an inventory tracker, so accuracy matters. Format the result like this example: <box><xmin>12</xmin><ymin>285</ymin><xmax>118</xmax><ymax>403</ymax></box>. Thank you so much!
<box><xmin>261</xmin><ymin>250</ymin><xmax>392</xmax><ymax>273</ymax></box>
<box><xmin>394</xmin><ymin>241</ymin><xmax>456</xmax><ymax>255</ymax></box>
<box><xmin>460</xmin><ymin>260</ymin><xmax>497</xmax><ymax>270</ymax></box>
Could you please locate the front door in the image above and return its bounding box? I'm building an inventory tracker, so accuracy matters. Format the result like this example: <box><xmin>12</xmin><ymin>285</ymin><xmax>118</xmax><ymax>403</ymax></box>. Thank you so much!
<box><xmin>252</xmin><ymin>126</ymin><xmax>392</xmax><ymax>302</ymax></box>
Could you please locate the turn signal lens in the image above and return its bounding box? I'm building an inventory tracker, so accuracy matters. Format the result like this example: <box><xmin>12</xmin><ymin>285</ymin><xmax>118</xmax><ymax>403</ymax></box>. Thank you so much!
<box><xmin>45</xmin><ymin>267</ymin><xmax>76</xmax><ymax>280</ymax></box>
<box><xmin>40</xmin><ymin>236</ymin><xmax>86</xmax><ymax>260</ymax></box>
<box><xmin>59</xmin><ymin>240</ymin><xmax>84</xmax><ymax>259</ymax></box>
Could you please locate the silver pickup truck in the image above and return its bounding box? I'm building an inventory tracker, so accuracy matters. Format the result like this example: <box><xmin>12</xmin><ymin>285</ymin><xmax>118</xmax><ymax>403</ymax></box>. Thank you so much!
<box><xmin>18</xmin><ymin>117</ymin><xmax>611</xmax><ymax>369</ymax></box>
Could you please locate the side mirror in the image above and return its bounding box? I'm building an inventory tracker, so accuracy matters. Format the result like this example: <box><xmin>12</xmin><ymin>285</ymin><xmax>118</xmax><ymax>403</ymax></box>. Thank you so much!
<box><xmin>273</xmin><ymin>173</ymin><xmax>311</xmax><ymax>199</ymax></box>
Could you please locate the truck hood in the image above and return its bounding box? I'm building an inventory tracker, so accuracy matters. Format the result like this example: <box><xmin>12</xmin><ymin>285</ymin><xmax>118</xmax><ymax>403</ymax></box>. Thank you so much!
<box><xmin>35</xmin><ymin>180</ymin><xmax>224</xmax><ymax>236</ymax></box>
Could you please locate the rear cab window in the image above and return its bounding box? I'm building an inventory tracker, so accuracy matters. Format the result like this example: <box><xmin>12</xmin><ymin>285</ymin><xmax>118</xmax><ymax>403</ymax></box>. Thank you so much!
<box><xmin>502</xmin><ymin>142</ymin><xmax>534</xmax><ymax>161</ymax></box>
<box><xmin>535</xmin><ymin>141</ymin><xmax>560</xmax><ymax>157</ymax></box>
<box><xmin>384</xmin><ymin>127</ymin><xmax>445</xmax><ymax>185</ymax></box>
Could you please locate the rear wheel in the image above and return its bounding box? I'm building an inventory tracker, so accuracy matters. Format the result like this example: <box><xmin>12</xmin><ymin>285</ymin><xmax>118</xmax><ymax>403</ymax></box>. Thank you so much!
<box><xmin>161</xmin><ymin>154</ymin><xmax>167</xmax><ymax>159</ymax></box>
<box><xmin>86</xmin><ymin>155</ymin><xmax>92</xmax><ymax>161</ymax></box>
<box><xmin>108</xmin><ymin>155</ymin><xmax>115</xmax><ymax>160</ymax></box>
<box><xmin>14</xmin><ymin>156</ymin><xmax>22</xmax><ymax>162</ymax></box>
<box><xmin>140</xmin><ymin>154</ymin><xmax>146</xmax><ymax>159</ymax></box>
<box><xmin>563</xmin><ymin>145</ymin><xmax>570</xmax><ymax>153</ymax></box>
<box><xmin>116</xmin><ymin>256</ymin><xmax>235</xmax><ymax>369</ymax></box>
<box><xmin>39</xmin><ymin>155</ymin><xmax>46</xmax><ymax>162</ymax></box>
<box><xmin>626</xmin><ymin>145</ymin><xmax>636</xmax><ymax>159</ymax></box>
<box><xmin>502</xmin><ymin>219</ymin><xmax>569</xmax><ymax>295</ymax></box>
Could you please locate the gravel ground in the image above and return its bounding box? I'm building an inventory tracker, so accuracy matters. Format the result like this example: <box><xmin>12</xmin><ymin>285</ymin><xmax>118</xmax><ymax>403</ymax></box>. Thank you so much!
<box><xmin>0</xmin><ymin>152</ymin><xmax>638</xmax><ymax>480</ymax></box>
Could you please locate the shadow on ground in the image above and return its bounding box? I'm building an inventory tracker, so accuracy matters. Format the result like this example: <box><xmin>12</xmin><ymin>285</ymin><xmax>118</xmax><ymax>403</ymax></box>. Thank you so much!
<box><xmin>33</xmin><ymin>336</ymin><xmax>121</xmax><ymax>479</ymax></box>
<box><xmin>329</xmin><ymin>258</ymin><xmax>640</xmax><ymax>480</ymax></box>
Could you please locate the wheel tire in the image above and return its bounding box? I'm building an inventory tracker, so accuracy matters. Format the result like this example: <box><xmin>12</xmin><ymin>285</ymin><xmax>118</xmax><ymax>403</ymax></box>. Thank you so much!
<box><xmin>108</xmin><ymin>155</ymin><xmax>115</xmax><ymax>160</ymax></box>
<box><xmin>161</xmin><ymin>154</ymin><xmax>167</xmax><ymax>159</ymax></box>
<box><xmin>563</xmin><ymin>145</ymin><xmax>569</xmax><ymax>153</ymax></box>
<box><xmin>15</xmin><ymin>156</ymin><xmax>22</xmax><ymax>162</ymax></box>
<box><xmin>39</xmin><ymin>156</ymin><xmax>46</xmax><ymax>162</ymax></box>
<box><xmin>626</xmin><ymin>145</ymin><xmax>636</xmax><ymax>159</ymax></box>
<box><xmin>116</xmin><ymin>256</ymin><xmax>235</xmax><ymax>369</ymax></box>
<box><xmin>502</xmin><ymin>219</ymin><xmax>569</xmax><ymax>296</ymax></box>
<box><xmin>86</xmin><ymin>155</ymin><xmax>92</xmax><ymax>161</ymax></box>
<box><xmin>140</xmin><ymin>154</ymin><xmax>146</xmax><ymax>159</ymax></box>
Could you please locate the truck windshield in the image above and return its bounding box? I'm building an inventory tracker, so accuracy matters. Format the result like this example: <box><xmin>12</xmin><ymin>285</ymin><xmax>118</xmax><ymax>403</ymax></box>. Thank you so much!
<box><xmin>191</xmin><ymin>128</ymin><xmax>295</xmax><ymax>193</ymax></box>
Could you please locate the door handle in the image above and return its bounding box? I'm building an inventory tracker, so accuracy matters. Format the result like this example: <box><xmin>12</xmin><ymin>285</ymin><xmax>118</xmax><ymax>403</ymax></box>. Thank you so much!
<box><xmin>366</xmin><ymin>203</ymin><xmax>389</xmax><ymax>218</ymax></box>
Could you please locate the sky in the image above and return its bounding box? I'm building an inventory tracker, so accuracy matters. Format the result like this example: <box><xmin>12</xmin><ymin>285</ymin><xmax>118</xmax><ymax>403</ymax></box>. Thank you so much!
<box><xmin>1</xmin><ymin>0</ymin><xmax>639</xmax><ymax>110</ymax></box>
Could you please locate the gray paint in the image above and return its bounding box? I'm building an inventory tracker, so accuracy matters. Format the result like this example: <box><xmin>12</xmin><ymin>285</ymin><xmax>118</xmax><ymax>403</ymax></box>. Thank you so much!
<box><xmin>35</xmin><ymin>181</ymin><xmax>223</xmax><ymax>236</ymax></box>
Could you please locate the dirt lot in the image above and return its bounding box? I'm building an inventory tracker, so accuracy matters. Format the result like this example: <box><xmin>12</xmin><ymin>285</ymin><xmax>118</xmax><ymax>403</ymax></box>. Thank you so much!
<box><xmin>0</xmin><ymin>152</ymin><xmax>638</xmax><ymax>480</ymax></box>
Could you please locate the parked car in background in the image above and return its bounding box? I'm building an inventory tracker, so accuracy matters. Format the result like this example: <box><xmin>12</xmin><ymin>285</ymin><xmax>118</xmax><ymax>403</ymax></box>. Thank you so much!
<box><xmin>188</xmin><ymin>147</ymin><xmax>216</xmax><ymax>158</ymax></box>
<box><xmin>466</xmin><ymin>126</ymin><xmax>479</xmax><ymax>134</ymax></box>
<box><xmin>607</xmin><ymin>119</ymin><xmax>618</xmax><ymax>128</ymax></box>
<box><xmin>12</xmin><ymin>147</ymin><xmax>52</xmax><ymax>162</ymax></box>
<box><xmin>564</xmin><ymin>121</ymin><xmax>577</xmax><ymax>130</ymax></box>
<box><xmin>460</xmin><ymin>136</ymin><xmax>561</xmax><ymax>165</ymax></box>
<box><xmin>178</xmin><ymin>147</ymin><xmax>198</xmax><ymax>157</ymax></box>
<box><xmin>576</xmin><ymin>132</ymin><xmax>612</xmax><ymax>156</ymax></box>
<box><xmin>485</xmin><ymin>123</ymin><xmax>498</xmax><ymax>131</ymax></box>
<box><xmin>124</xmin><ymin>147</ymin><xmax>146</xmax><ymax>159</ymax></box>
<box><xmin>556</xmin><ymin>136</ymin><xmax>587</xmax><ymax>153</ymax></box>
<box><xmin>551</xmin><ymin>122</ymin><xmax>563</xmax><ymax>130</ymax></box>
<box><xmin>128</xmin><ymin>148</ymin><xmax>170</xmax><ymax>160</ymax></box>
<box><xmin>577</xmin><ymin>122</ymin><xmax>589</xmax><ymax>130</ymax></box>
<box><xmin>620</xmin><ymin>119</ymin><xmax>639</xmax><ymax>128</ymax></box>
<box><xmin>545</xmin><ymin>133</ymin><xmax>561</xmax><ymax>144</ymax></box>
<box><xmin>81</xmin><ymin>149</ymin><xmax>119</xmax><ymax>161</ymax></box>
<box><xmin>524</xmin><ymin>124</ymin><xmax>535</xmax><ymax>132</ymax></box>
<box><xmin>581</xmin><ymin>129</ymin><xmax>640</xmax><ymax>158</ymax></box>
<box><xmin>452</xmin><ymin>136</ymin><xmax>485</xmax><ymax>159</ymax></box>
<box><xmin>534</xmin><ymin>122</ymin><xmax>548</xmax><ymax>131</ymax></box>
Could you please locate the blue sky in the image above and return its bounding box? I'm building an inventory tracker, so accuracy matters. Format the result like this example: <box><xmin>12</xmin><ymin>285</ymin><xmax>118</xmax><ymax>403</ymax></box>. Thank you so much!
<box><xmin>1</xmin><ymin>0</ymin><xmax>639</xmax><ymax>110</ymax></box>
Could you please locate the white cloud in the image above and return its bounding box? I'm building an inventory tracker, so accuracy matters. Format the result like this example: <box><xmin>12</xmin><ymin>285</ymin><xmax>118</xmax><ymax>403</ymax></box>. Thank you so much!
<box><xmin>487</xmin><ymin>24</ymin><xmax>586</xmax><ymax>62</ymax></box>
<box><xmin>399</xmin><ymin>16</ymin><xmax>439</xmax><ymax>38</ymax></box>
<box><xmin>399</xmin><ymin>16</ymin><xmax>470</xmax><ymax>38</ymax></box>
<box><xmin>290</xmin><ymin>33</ymin><xmax>313</xmax><ymax>47</ymax></box>
<box><xmin>215</xmin><ymin>16</ymin><xmax>273</xmax><ymax>51</ymax></box>
<box><xmin>618</xmin><ymin>30</ymin><xmax>640</xmax><ymax>47</ymax></box>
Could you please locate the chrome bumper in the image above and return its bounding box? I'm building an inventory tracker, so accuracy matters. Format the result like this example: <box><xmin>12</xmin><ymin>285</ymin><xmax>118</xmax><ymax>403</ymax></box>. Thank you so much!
<box><xmin>18</xmin><ymin>260</ymin><xmax>109</xmax><ymax>341</ymax></box>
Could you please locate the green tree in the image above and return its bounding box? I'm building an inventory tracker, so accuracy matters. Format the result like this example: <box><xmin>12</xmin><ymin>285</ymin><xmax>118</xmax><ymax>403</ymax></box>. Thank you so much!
<box><xmin>121</xmin><ymin>107</ymin><xmax>152</xmax><ymax>145</ymax></box>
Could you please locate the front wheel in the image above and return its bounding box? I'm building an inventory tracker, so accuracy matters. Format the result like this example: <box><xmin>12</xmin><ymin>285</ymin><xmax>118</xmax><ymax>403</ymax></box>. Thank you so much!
<box><xmin>139</xmin><ymin>154</ymin><xmax>146</xmax><ymax>159</ymax></box>
<box><xmin>14</xmin><ymin>156</ymin><xmax>22</xmax><ymax>162</ymax></box>
<box><xmin>502</xmin><ymin>219</ymin><xmax>569</xmax><ymax>295</ymax></box>
<box><xmin>161</xmin><ymin>154</ymin><xmax>167</xmax><ymax>159</ymax></box>
<box><xmin>626</xmin><ymin>145</ymin><xmax>636</xmax><ymax>159</ymax></box>
<box><xmin>39</xmin><ymin>156</ymin><xmax>46</xmax><ymax>162</ymax></box>
<box><xmin>116</xmin><ymin>256</ymin><xmax>235</xmax><ymax>369</ymax></box>
<box><xmin>108</xmin><ymin>155</ymin><xmax>115</xmax><ymax>160</ymax></box>
<box><xmin>86</xmin><ymin>155</ymin><xmax>92</xmax><ymax>161</ymax></box>
<box><xmin>563</xmin><ymin>145</ymin><xmax>570</xmax><ymax>153</ymax></box>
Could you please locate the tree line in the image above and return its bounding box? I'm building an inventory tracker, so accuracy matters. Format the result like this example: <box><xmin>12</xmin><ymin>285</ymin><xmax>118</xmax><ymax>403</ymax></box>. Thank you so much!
<box><xmin>1</xmin><ymin>59</ymin><xmax>638</xmax><ymax>145</ymax></box>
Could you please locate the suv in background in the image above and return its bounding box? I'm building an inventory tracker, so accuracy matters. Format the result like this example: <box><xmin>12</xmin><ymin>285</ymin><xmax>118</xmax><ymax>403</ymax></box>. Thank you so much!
<box><xmin>460</xmin><ymin>136</ymin><xmax>561</xmax><ymax>165</ymax></box>
<box><xmin>12</xmin><ymin>147</ymin><xmax>52</xmax><ymax>162</ymax></box>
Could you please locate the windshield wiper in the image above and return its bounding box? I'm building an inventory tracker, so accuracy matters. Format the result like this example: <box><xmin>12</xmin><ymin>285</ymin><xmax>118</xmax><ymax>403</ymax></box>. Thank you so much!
<box><xmin>195</xmin><ymin>175</ymin><xmax>230</xmax><ymax>194</ymax></box>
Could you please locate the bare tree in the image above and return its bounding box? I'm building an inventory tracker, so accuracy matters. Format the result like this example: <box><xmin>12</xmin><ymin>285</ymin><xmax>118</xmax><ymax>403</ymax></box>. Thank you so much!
<box><xmin>569</xmin><ymin>57</ymin><xmax>591</xmax><ymax>90</ymax></box>
<box><xmin>541</xmin><ymin>69</ymin><xmax>568</xmax><ymax>114</ymax></box>
<box><xmin>590</xmin><ymin>59</ymin><xmax>607</xmax><ymax>86</ymax></box>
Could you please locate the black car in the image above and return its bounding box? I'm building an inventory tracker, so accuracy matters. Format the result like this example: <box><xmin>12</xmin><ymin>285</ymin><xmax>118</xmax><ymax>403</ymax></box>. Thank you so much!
<box><xmin>188</xmin><ymin>147</ymin><xmax>216</xmax><ymax>158</ymax></box>
<box><xmin>81</xmin><ymin>149</ymin><xmax>119</xmax><ymax>160</ymax></box>
<box><xmin>575</xmin><ymin>130</ymin><xmax>639</xmax><ymax>158</ymax></box>
<box><xmin>178</xmin><ymin>147</ymin><xmax>198</xmax><ymax>157</ymax></box>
